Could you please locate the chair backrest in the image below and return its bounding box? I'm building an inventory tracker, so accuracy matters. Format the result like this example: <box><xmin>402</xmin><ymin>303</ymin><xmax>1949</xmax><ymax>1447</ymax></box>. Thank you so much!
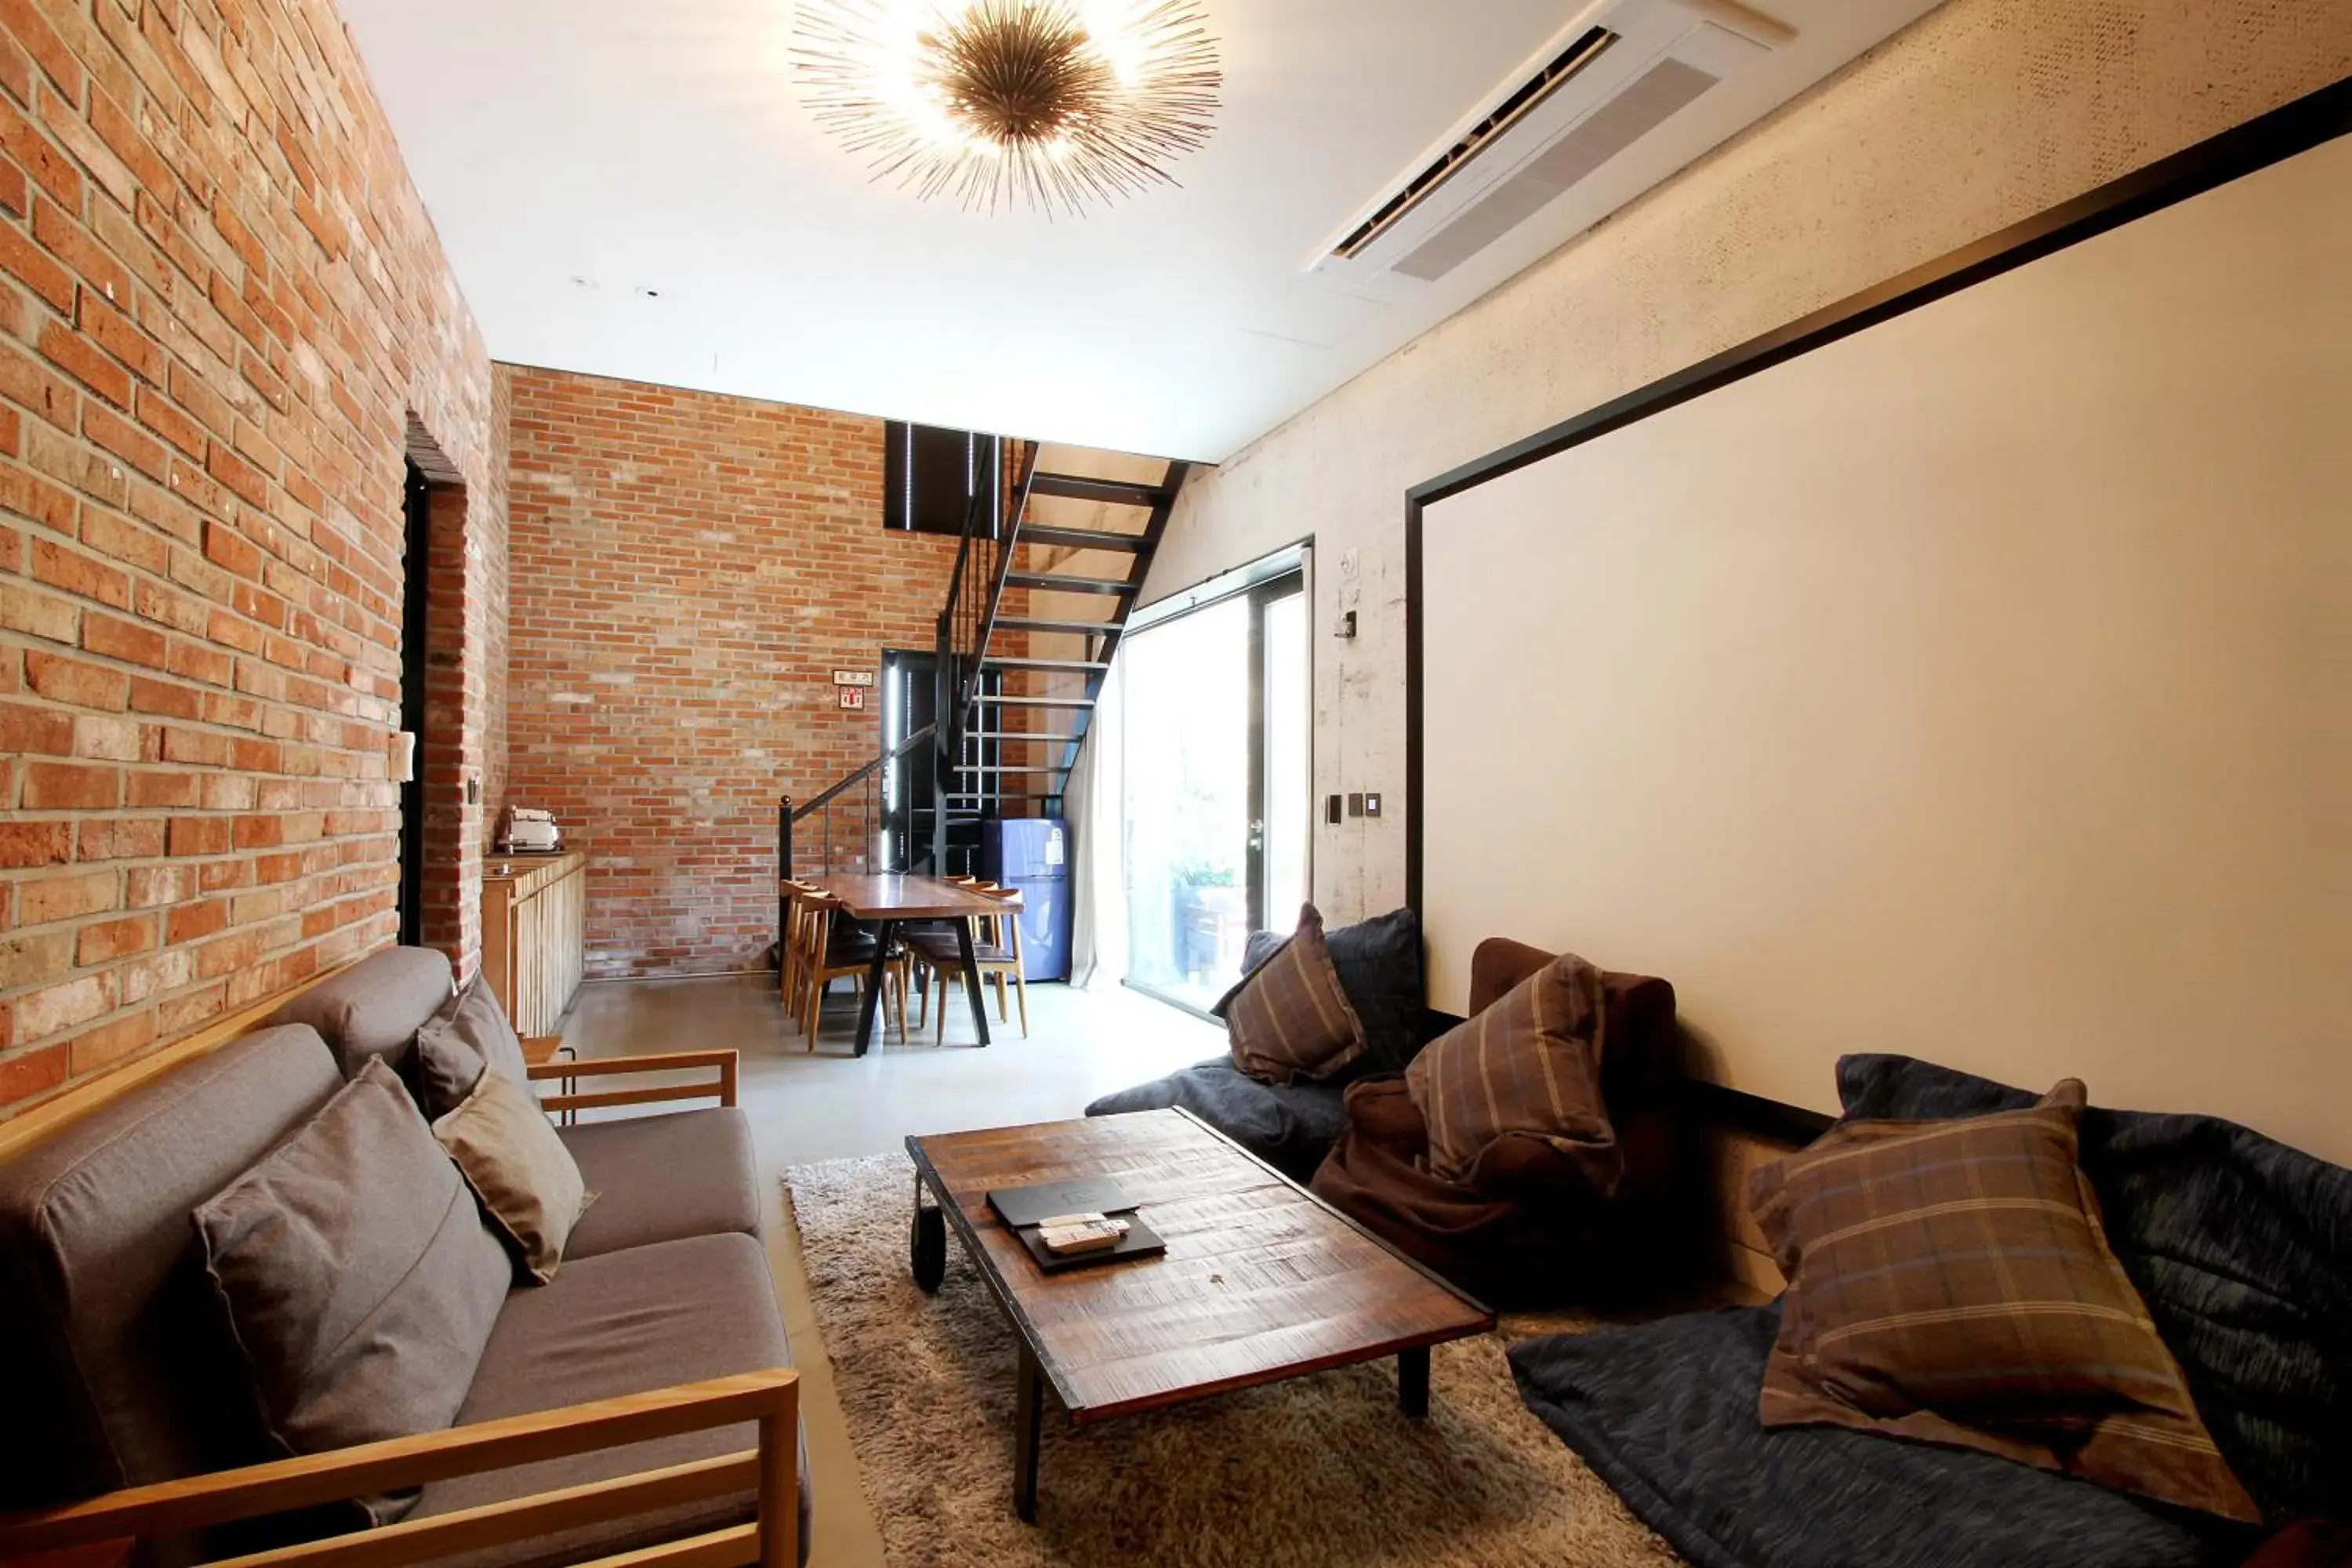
<box><xmin>0</xmin><ymin>1024</ymin><xmax>343</xmax><ymax>1509</ymax></box>
<box><xmin>971</xmin><ymin>884</ymin><xmax>1022</xmax><ymax>960</ymax></box>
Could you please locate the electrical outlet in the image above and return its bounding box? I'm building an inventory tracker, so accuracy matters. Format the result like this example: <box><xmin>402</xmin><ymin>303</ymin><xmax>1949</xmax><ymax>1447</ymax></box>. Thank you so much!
<box><xmin>1326</xmin><ymin>794</ymin><xmax>1344</xmax><ymax>825</ymax></box>
<box><xmin>1363</xmin><ymin>793</ymin><xmax>1382</xmax><ymax>818</ymax></box>
<box><xmin>1347</xmin><ymin>793</ymin><xmax>1365</xmax><ymax>818</ymax></box>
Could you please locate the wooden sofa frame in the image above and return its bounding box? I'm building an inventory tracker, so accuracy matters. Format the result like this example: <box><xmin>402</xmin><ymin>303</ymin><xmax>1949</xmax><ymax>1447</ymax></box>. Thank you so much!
<box><xmin>0</xmin><ymin>964</ymin><xmax>795</xmax><ymax>1568</ymax></box>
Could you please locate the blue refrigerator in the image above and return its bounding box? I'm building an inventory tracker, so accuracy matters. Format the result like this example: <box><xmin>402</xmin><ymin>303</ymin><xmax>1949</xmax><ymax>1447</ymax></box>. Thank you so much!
<box><xmin>980</xmin><ymin>819</ymin><xmax>1073</xmax><ymax>982</ymax></box>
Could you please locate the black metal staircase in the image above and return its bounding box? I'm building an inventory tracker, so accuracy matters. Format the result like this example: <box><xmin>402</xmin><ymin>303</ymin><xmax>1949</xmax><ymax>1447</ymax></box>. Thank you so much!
<box><xmin>779</xmin><ymin>437</ymin><xmax>1189</xmax><ymax>886</ymax></box>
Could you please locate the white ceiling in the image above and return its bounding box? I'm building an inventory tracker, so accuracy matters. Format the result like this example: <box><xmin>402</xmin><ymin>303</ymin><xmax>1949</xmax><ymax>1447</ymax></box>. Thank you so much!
<box><xmin>341</xmin><ymin>0</ymin><xmax>1940</xmax><ymax>462</ymax></box>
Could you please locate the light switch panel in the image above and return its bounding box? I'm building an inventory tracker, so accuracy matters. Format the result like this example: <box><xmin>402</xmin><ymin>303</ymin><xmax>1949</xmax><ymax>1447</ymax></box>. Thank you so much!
<box><xmin>1363</xmin><ymin>793</ymin><xmax>1382</xmax><ymax>818</ymax></box>
<box><xmin>1347</xmin><ymin>793</ymin><xmax>1365</xmax><ymax>818</ymax></box>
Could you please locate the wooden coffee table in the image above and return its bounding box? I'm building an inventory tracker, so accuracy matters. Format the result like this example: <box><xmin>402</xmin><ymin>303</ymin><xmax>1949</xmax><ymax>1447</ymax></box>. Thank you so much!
<box><xmin>906</xmin><ymin>1108</ymin><xmax>1496</xmax><ymax>1522</ymax></box>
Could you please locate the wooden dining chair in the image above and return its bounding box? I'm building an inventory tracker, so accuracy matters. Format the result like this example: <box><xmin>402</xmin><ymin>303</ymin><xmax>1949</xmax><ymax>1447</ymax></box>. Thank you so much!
<box><xmin>794</xmin><ymin>887</ymin><xmax>908</xmax><ymax>1047</ymax></box>
<box><xmin>910</xmin><ymin>881</ymin><xmax>1029</xmax><ymax>1042</ymax></box>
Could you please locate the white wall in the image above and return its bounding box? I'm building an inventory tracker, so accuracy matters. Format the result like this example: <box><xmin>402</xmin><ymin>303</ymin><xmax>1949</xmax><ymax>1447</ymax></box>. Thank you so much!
<box><xmin>1142</xmin><ymin>0</ymin><xmax>2352</xmax><ymax>921</ymax></box>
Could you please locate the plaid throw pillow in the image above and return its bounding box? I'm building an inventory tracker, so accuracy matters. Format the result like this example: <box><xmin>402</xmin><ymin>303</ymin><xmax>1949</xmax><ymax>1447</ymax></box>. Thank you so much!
<box><xmin>1751</xmin><ymin>1081</ymin><xmax>2259</xmax><ymax>1522</ymax></box>
<box><xmin>1218</xmin><ymin>906</ymin><xmax>1368</xmax><ymax>1086</ymax></box>
<box><xmin>1403</xmin><ymin>954</ymin><xmax>1621</xmax><ymax>1195</ymax></box>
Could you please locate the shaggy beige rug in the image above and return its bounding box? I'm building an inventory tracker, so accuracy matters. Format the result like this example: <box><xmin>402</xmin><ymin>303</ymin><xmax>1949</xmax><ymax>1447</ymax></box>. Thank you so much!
<box><xmin>785</xmin><ymin>1153</ymin><xmax>1683</xmax><ymax>1568</ymax></box>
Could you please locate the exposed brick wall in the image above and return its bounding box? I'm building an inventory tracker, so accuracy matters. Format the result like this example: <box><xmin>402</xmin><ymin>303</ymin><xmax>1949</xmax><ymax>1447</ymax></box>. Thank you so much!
<box><xmin>506</xmin><ymin>366</ymin><xmax>1026</xmax><ymax>980</ymax></box>
<box><xmin>0</xmin><ymin>0</ymin><xmax>502</xmax><ymax>1115</ymax></box>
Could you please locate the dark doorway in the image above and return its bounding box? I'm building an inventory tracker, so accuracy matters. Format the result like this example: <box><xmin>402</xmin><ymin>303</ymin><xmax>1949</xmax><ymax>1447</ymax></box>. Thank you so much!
<box><xmin>883</xmin><ymin>649</ymin><xmax>1004</xmax><ymax>874</ymax></box>
<box><xmin>397</xmin><ymin>459</ymin><xmax>430</xmax><ymax>948</ymax></box>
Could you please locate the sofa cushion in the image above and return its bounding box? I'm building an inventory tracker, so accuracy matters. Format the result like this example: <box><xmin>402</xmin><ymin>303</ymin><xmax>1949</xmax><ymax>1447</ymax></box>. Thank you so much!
<box><xmin>1406</xmin><ymin>954</ymin><xmax>1623</xmax><ymax>1195</ymax></box>
<box><xmin>408</xmin><ymin>976</ymin><xmax>529</xmax><ymax>1119</ymax></box>
<box><xmin>1835</xmin><ymin>1054</ymin><xmax>2352</xmax><ymax>1524</ymax></box>
<box><xmin>270</xmin><ymin>946</ymin><xmax>454</xmax><ymax>1079</ymax></box>
<box><xmin>194</xmin><ymin>1057</ymin><xmax>513</xmax><ymax>1526</ymax></box>
<box><xmin>1216</xmin><ymin>905</ymin><xmax>1368</xmax><ymax>1086</ymax></box>
<box><xmin>1086</xmin><ymin>1058</ymin><xmax>1347</xmax><ymax>1185</ymax></box>
<box><xmin>1751</xmin><ymin>1079</ymin><xmax>2256</xmax><ymax>1522</ymax></box>
<box><xmin>559</xmin><ymin>1109</ymin><xmax>762</xmax><ymax>1260</ymax></box>
<box><xmin>1241</xmin><ymin>905</ymin><xmax>1425</xmax><ymax>1076</ymax></box>
<box><xmin>414</xmin><ymin>1232</ymin><xmax>810</xmax><ymax>1568</ymax></box>
<box><xmin>433</xmin><ymin>1069</ymin><xmax>592</xmax><ymax>1284</ymax></box>
<box><xmin>0</xmin><ymin>1024</ymin><xmax>341</xmax><ymax>1512</ymax></box>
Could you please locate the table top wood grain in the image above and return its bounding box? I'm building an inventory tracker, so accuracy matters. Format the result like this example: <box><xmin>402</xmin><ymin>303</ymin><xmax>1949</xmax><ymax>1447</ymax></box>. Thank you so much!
<box><xmin>801</xmin><ymin>873</ymin><xmax>1006</xmax><ymax>920</ymax></box>
<box><xmin>907</xmin><ymin>1109</ymin><xmax>1495</xmax><ymax>1424</ymax></box>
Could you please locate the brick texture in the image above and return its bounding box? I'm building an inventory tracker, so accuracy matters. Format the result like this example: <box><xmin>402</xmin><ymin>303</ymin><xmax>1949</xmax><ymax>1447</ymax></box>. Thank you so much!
<box><xmin>506</xmin><ymin>366</ymin><xmax>1036</xmax><ymax>980</ymax></box>
<box><xmin>0</xmin><ymin>0</ymin><xmax>503</xmax><ymax>1116</ymax></box>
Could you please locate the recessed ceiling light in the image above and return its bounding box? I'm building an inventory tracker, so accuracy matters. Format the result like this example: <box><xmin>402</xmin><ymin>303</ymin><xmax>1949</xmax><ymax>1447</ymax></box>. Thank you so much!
<box><xmin>569</xmin><ymin>275</ymin><xmax>600</xmax><ymax>290</ymax></box>
<box><xmin>635</xmin><ymin>287</ymin><xmax>662</xmax><ymax>299</ymax></box>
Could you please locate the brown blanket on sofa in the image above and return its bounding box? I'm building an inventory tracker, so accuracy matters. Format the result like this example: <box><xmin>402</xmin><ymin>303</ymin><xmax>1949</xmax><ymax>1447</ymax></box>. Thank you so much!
<box><xmin>1308</xmin><ymin>939</ymin><xmax>1682</xmax><ymax>1305</ymax></box>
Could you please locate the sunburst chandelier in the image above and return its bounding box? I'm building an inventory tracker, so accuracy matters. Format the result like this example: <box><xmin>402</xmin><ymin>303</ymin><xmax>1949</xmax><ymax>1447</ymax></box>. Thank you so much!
<box><xmin>792</xmin><ymin>0</ymin><xmax>1222</xmax><ymax>216</ymax></box>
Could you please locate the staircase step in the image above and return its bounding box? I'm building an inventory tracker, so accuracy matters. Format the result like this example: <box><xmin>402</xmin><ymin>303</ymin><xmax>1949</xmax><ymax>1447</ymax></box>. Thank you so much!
<box><xmin>992</xmin><ymin>615</ymin><xmax>1121</xmax><ymax>637</ymax></box>
<box><xmin>993</xmin><ymin>695</ymin><xmax>1098</xmax><ymax>709</ymax></box>
<box><xmin>951</xmin><ymin>764</ymin><xmax>1073</xmax><ymax>775</ymax></box>
<box><xmin>982</xmin><ymin>656</ymin><xmax>1111</xmax><ymax>673</ymax></box>
<box><xmin>1005</xmin><ymin>570</ymin><xmax>1134</xmax><ymax>595</ymax></box>
<box><xmin>965</xmin><ymin>730</ymin><xmax>1082</xmax><ymax>741</ymax></box>
<box><xmin>1030</xmin><ymin>474</ymin><xmax>1166</xmax><ymax>507</ymax></box>
<box><xmin>1018</xmin><ymin>525</ymin><xmax>1147</xmax><ymax>553</ymax></box>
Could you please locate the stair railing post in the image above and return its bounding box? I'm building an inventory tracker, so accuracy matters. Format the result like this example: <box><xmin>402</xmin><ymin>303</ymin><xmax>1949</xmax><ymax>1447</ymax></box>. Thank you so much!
<box><xmin>779</xmin><ymin>797</ymin><xmax>793</xmax><ymax>953</ymax></box>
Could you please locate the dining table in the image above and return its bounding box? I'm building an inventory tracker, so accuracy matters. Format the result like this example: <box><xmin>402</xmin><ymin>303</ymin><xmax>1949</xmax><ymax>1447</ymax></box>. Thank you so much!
<box><xmin>802</xmin><ymin>873</ymin><xmax>1009</xmax><ymax>1057</ymax></box>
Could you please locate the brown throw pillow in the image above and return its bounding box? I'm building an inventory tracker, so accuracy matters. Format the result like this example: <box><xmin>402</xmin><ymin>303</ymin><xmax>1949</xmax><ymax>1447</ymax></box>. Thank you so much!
<box><xmin>1403</xmin><ymin>953</ymin><xmax>1621</xmax><ymax>1194</ymax></box>
<box><xmin>194</xmin><ymin>1057</ymin><xmax>510</xmax><ymax>1525</ymax></box>
<box><xmin>433</xmin><ymin>1069</ymin><xmax>591</xmax><ymax>1284</ymax></box>
<box><xmin>1750</xmin><ymin>1080</ymin><xmax>2258</xmax><ymax>1521</ymax></box>
<box><xmin>1216</xmin><ymin>904</ymin><xmax>1368</xmax><ymax>1086</ymax></box>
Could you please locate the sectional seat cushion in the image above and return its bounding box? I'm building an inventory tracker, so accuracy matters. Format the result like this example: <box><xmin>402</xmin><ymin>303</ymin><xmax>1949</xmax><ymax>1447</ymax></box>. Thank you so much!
<box><xmin>1835</xmin><ymin>1054</ymin><xmax>2352</xmax><ymax>1525</ymax></box>
<box><xmin>559</xmin><ymin>1109</ymin><xmax>763</xmax><ymax>1260</ymax></box>
<box><xmin>270</xmin><ymin>947</ymin><xmax>455</xmax><ymax>1079</ymax></box>
<box><xmin>1510</xmin><ymin>1305</ymin><xmax>2247</xmax><ymax>1568</ymax></box>
<box><xmin>1216</xmin><ymin>906</ymin><xmax>1368</xmax><ymax>1086</ymax></box>
<box><xmin>194</xmin><ymin>1057</ymin><xmax>512</xmax><ymax>1525</ymax></box>
<box><xmin>414</xmin><ymin>1231</ymin><xmax>810</xmax><ymax>1568</ymax></box>
<box><xmin>1085</xmin><ymin>1058</ymin><xmax>1348</xmax><ymax>1185</ymax></box>
<box><xmin>0</xmin><ymin>1024</ymin><xmax>343</xmax><ymax>1512</ymax></box>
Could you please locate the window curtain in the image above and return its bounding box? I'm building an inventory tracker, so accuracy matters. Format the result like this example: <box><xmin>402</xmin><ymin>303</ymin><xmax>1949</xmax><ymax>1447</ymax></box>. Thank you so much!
<box><xmin>1066</xmin><ymin>656</ymin><xmax>1127</xmax><ymax>989</ymax></box>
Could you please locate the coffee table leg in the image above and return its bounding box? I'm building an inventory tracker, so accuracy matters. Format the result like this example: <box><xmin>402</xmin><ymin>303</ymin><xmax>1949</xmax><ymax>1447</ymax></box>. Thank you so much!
<box><xmin>1013</xmin><ymin>1343</ymin><xmax>1043</xmax><ymax>1523</ymax></box>
<box><xmin>909</xmin><ymin>1177</ymin><xmax>946</xmax><ymax>1294</ymax></box>
<box><xmin>1398</xmin><ymin>1346</ymin><xmax>1430</xmax><ymax>1420</ymax></box>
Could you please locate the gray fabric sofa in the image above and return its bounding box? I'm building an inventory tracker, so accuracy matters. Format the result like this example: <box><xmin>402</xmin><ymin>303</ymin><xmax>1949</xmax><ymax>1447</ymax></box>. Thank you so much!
<box><xmin>0</xmin><ymin>947</ymin><xmax>806</xmax><ymax>1568</ymax></box>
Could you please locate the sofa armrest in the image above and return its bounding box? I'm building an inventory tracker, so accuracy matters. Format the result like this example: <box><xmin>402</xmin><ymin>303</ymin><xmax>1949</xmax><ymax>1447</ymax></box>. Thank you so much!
<box><xmin>527</xmin><ymin>1049</ymin><xmax>740</xmax><ymax>1112</ymax></box>
<box><xmin>0</xmin><ymin>1369</ymin><xmax>797</xmax><ymax>1568</ymax></box>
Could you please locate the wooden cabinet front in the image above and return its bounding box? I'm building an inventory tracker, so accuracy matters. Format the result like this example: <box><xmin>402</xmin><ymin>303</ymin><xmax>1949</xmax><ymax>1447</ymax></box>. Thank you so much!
<box><xmin>482</xmin><ymin>851</ymin><xmax>588</xmax><ymax>1036</ymax></box>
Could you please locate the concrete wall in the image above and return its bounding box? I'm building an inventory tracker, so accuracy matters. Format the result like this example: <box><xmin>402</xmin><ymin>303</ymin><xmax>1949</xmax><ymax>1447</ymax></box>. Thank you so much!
<box><xmin>1143</xmin><ymin>0</ymin><xmax>2352</xmax><ymax>920</ymax></box>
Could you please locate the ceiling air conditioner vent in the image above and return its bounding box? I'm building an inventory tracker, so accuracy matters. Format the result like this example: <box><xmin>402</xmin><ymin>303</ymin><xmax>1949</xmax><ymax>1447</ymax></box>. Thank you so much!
<box><xmin>1330</xmin><ymin>26</ymin><xmax>1619</xmax><ymax>263</ymax></box>
<box><xmin>1391</xmin><ymin>55</ymin><xmax>1720</xmax><ymax>281</ymax></box>
<box><xmin>1309</xmin><ymin>1</ymin><xmax>1790</xmax><ymax>288</ymax></box>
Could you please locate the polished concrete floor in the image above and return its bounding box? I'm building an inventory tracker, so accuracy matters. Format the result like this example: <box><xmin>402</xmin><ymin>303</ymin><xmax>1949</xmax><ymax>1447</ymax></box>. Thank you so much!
<box><xmin>554</xmin><ymin>970</ymin><xmax>1223</xmax><ymax>1566</ymax></box>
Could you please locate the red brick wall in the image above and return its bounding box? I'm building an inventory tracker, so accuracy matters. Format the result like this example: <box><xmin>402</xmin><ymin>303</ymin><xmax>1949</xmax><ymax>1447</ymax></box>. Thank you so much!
<box><xmin>0</xmin><ymin>0</ymin><xmax>502</xmax><ymax>1116</ymax></box>
<box><xmin>506</xmin><ymin>367</ymin><xmax>994</xmax><ymax>979</ymax></box>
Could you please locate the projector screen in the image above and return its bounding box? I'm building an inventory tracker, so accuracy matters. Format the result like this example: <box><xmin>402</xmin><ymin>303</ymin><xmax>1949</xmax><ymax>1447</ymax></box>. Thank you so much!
<box><xmin>1414</xmin><ymin>118</ymin><xmax>2350</xmax><ymax>1164</ymax></box>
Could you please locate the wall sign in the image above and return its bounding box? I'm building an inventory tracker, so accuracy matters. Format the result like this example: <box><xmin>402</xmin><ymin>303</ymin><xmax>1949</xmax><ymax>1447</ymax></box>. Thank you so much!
<box><xmin>838</xmin><ymin>688</ymin><xmax>867</xmax><ymax>711</ymax></box>
<box><xmin>832</xmin><ymin>670</ymin><xmax>876</xmax><ymax>688</ymax></box>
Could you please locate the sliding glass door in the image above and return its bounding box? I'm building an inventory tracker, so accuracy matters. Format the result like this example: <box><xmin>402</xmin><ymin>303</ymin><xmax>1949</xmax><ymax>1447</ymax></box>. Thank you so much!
<box><xmin>1122</xmin><ymin>568</ymin><xmax>1308</xmax><ymax>1011</ymax></box>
